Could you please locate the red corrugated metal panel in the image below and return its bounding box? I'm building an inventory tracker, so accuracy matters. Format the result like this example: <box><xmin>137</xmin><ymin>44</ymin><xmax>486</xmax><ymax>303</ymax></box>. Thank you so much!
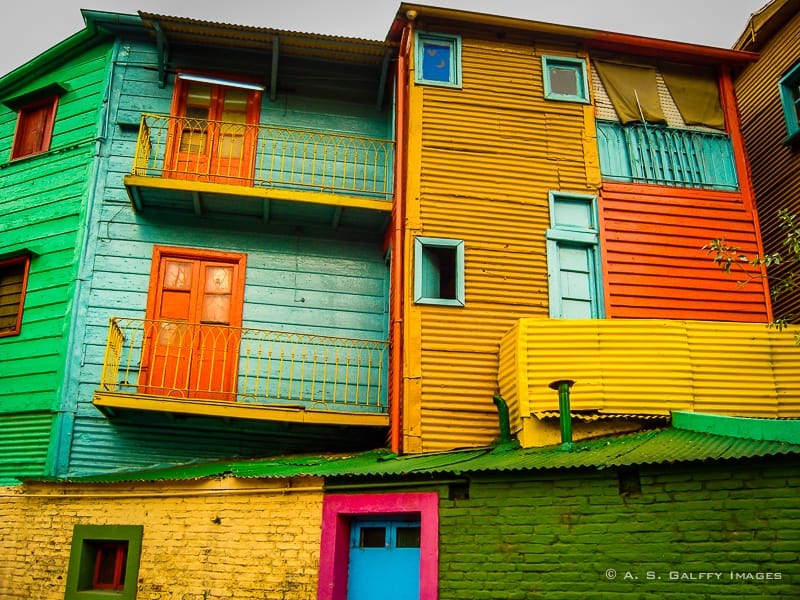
<box><xmin>602</xmin><ymin>184</ymin><xmax>770</xmax><ymax>321</ymax></box>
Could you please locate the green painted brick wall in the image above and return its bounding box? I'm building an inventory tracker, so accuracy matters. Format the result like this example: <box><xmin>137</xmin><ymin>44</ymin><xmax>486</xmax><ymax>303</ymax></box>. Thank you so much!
<box><xmin>438</xmin><ymin>458</ymin><xmax>800</xmax><ymax>599</ymax></box>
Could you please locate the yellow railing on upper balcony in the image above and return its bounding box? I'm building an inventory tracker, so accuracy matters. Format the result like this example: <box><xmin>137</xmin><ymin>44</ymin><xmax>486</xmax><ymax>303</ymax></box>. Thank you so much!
<box><xmin>132</xmin><ymin>114</ymin><xmax>394</xmax><ymax>198</ymax></box>
<box><xmin>99</xmin><ymin>317</ymin><xmax>388</xmax><ymax>413</ymax></box>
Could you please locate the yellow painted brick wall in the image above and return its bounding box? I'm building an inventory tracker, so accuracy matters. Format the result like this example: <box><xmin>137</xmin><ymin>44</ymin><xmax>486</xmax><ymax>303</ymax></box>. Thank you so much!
<box><xmin>0</xmin><ymin>477</ymin><xmax>323</xmax><ymax>600</ymax></box>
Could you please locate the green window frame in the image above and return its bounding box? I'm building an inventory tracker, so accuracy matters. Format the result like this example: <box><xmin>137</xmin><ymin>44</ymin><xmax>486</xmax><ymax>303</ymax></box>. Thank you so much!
<box><xmin>542</xmin><ymin>56</ymin><xmax>590</xmax><ymax>103</ymax></box>
<box><xmin>64</xmin><ymin>524</ymin><xmax>143</xmax><ymax>600</ymax></box>
<box><xmin>546</xmin><ymin>192</ymin><xmax>604</xmax><ymax>319</ymax></box>
<box><xmin>778</xmin><ymin>61</ymin><xmax>800</xmax><ymax>145</ymax></box>
<box><xmin>414</xmin><ymin>32</ymin><xmax>462</xmax><ymax>88</ymax></box>
<box><xmin>414</xmin><ymin>237</ymin><xmax>465</xmax><ymax>306</ymax></box>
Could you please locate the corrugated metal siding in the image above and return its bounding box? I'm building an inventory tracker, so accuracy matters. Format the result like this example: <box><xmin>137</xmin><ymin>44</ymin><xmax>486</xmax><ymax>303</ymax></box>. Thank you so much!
<box><xmin>407</xmin><ymin>32</ymin><xmax>599</xmax><ymax>451</ymax></box>
<box><xmin>735</xmin><ymin>10</ymin><xmax>800</xmax><ymax>322</ymax></box>
<box><xmin>602</xmin><ymin>185</ymin><xmax>770</xmax><ymax>321</ymax></box>
<box><xmin>0</xmin><ymin>412</ymin><xmax>54</xmax><ymax>483</ymax></box>
<box><xmin>499</xmin><ymin>318</ymin><xmax>800</xmax><ymax>422</ymax></box>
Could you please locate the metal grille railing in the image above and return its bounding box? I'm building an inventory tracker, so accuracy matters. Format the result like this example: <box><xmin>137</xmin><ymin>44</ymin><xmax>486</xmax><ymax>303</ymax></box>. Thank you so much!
<box><xmin>131</xmin><ymin>114</ymin><xmax>394</xmax><ymax>198</ymax></box>
<box><xmin>99</xmin><ymin>317</ymin><xmax>388</xmax><ymax>413</ymax></box>
<box><xmin>596</xmin><ymin>120</ymin><xmax>739</xmax><ymax>190</ymax></box>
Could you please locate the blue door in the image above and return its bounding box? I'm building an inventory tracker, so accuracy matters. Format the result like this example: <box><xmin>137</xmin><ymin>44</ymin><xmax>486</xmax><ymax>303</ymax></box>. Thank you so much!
<box><xmin>347</xmin><ymin>519</ymin><xmax>421</xmax><ymax>600</ymax></box>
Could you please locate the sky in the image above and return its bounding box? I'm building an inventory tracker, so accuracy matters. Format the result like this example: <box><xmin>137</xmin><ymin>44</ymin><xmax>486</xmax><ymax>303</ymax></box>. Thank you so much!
<box><xmin>0</xmin><ymin>0</ymin><xmax>769</xmax><ymax>78</ymax></box>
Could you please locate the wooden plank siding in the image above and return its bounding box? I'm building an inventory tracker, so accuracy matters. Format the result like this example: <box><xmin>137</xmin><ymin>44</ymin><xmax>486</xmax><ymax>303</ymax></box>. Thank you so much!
<box><xmin>735</xmin><ymin>9</ymin><xmax>800</xmax><ymax>323</ymax></box>
<box><xmin>0</xmin><ymin>42</ymin><xmax>112</xmax><ymax>479</ymax></box>
<box><xmin>60</xmin><ymin>37</ymin><xmax>393</xmax><ymax>476</ymax></box>
<box><xmin>403</xmin><ymin>30</ymin><xmax>599</xmax><ymax>452</ymax></box>
<box><xmin>601</xmin><ymin>183</ymin><xmax>770</xmax><ymax>321</ymax></box>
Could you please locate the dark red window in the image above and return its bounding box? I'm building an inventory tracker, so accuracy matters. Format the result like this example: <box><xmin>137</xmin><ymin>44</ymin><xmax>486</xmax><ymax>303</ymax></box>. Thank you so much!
<box><xmin>0</xmin><ymin>255</ymin><xmax>30</xmax><ymax>337</ymax></box>
<box><xmin>92</xmin><ymin>541</ymin><xmax>128</xmax><ymax>590</ymax></box>
<box><xmin>11</xmin><ymin>96</ymin><xmax>57</xmax><ymax>159</ymax></box>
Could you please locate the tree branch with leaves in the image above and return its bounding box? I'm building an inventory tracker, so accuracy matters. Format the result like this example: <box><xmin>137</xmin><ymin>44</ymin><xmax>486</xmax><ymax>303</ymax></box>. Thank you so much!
<box><xmin>705</xmin><ymin>208</ymin><xmax>799</xmax><ymax>338</ymax></box>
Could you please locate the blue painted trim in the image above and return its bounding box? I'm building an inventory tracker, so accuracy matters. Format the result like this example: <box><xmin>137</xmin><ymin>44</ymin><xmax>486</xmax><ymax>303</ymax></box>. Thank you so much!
<box><xmin>778</xmin><ymin>61</ymin><xmax>800</xmax><ymax>145</ymax></box>
<box><xmin>541</xmin><ymin>55</ymin><xmax>589</xmax><ymax>104</ymax></box>
<box><xmin>545</xmin><ymin>192</ymin><xmax>603</xmax><ymax>319</ymax></box>
<box><xmin>413</xmin><ymin>236</ymin><xmax>465</xmax><ymax>307</ymax></box>
<box><xmin>414</xmin><ymin>32</ymin><xmax>462</xmax><ymax>89</ymax></box>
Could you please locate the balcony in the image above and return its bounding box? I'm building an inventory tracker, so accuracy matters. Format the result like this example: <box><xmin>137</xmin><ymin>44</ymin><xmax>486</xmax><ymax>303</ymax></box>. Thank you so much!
<box><xmin>498</xmin><ymin>318</ymin><xmax>800</xmax><ymax>447</ymax></box>
<box><xmin>596</xmin><ymin>120</ymin><xmax>738</xmax><ymax>190</ymax></box>
<box><xmin>93</xmin><ymin>318</ymin><xmax>389</xmax><ymax>427</ymax></box>
<box><xmin>124</xmin><ymin>114</ymin><xmax>394</xmax><ymax>230</ymax></box>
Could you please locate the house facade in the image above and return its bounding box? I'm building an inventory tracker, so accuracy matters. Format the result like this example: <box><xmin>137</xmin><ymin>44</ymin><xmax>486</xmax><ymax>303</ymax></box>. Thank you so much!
<box><xmin>734</xmin><ymin>0</ymin><xmax>800</xmax><ymax>323</ymax></box>
<box><xmin>393</xmin><ymin>3</ymin><xmax>797</xmax><ymax>453</ymax></box>
<box><xmin>1</xmin><ymin>4</ymin><xmax>800</xmax><ymax>600</ymax></box>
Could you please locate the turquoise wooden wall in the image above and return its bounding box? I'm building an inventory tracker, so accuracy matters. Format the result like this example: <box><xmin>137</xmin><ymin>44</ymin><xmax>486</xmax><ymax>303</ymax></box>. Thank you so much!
<box><xmin>61</xmin><ymin>37</ymin><xmax>392</xmax><ymax>476</ymax></box>
<box><xmin>0</xmin><ymin>41</ymin><xmax>112</xmax><ymax>483</ymax></box>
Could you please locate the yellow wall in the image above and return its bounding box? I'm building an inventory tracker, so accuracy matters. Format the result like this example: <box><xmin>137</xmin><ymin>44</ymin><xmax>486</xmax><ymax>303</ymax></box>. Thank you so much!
<box><xmin>403</xmin><ymin>25</ymin><xmax>601</xmax><ymax>452</ymax></box>
<box><xmin>499</xmin><ymin>318</ymin><xmax>800</xmax><ymax>447</ymax></box>
<box><xmin>0</xmin><ymin>478</ymin><xmax>323</xmax><ymax>599</ymax></box>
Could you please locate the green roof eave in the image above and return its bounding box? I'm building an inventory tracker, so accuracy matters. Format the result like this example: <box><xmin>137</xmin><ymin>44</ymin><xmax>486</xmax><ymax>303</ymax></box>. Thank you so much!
<box><xmin>672</xmin><ymin>411</ymin><xmax>800</xmax><ymax>443</ymax></box>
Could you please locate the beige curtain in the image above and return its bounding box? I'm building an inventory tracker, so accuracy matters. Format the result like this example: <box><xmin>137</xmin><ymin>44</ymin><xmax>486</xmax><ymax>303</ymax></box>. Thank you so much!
<box><xmin>660</xmin><ymin>62</ymin><xmax>725</xmax><ymax>130</ymax></box>
<box><xmin>594</xmin><ymin>60</ymin><xmax>666</xmax><ymax>125</ymax></box>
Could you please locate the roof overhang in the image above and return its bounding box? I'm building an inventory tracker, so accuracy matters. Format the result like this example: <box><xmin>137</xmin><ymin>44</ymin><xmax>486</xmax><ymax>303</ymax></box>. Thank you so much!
<box><xmin>396</xmin><ymin>2</ymin><xmax>759</xmax><ymax>66</ymax></box>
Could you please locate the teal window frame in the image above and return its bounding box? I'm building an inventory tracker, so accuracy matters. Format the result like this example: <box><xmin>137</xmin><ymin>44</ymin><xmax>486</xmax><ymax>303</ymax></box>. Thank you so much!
<box><xmin>414</xmin><ymin>237</ymin><xmax>465</xmax><ymax>306</ymax></box>
<box><xmin>414</xmin><ymin>32</ymin><xmax>462</xmax><ymax>88</ymax></box>
<box><xmin>778</xmin><ymin>61</ymin><xmax>800</xmax><ymax>145</ymax></box>
<box><xmin>64</xmin><ymin>524</ymin><xmax>143</xmax><ymax>600</ymax></box>
<box><xmin>546</xmin><ymin>192</ymin><xmax>604</xmax><ymax>319</ymax></box>
<box><xmin>542</xmin><ymin>56</ymin><xmax>590</xmax><ymax>103</ymax></box>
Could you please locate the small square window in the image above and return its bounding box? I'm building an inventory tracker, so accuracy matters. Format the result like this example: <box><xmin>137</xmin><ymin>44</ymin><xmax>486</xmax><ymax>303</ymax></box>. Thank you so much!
<box><xmin>415</xmin><ymin>32</ymin><xmax>462</xmax><ymax>88</ymax></box>
<box><xmin>64</xmin><ymin>524</ymin><xmax>143</xmax><ymax>600</ymax></box>
<box><xmin>778</xmin><ymin>61</ymin><xmax>800</xmax><ymax>145</ymax></box>
<box><xmin>0</xmin><ymin>255</ymin><xmax>30</xmax><ymax>337</ymax></box>
<box><xmin>11</xmin><ymin>95</ymin><xmax>58</xmax><ymax>160</ymax></box>
<box><xmin>542</xmin><ymin>56</ymin><xmax>589</xmax><ymax>103</ymax></box>
<box><xmin>414</xmin><ymin>237</ymin><xmax>465</xmax><ymax>306</ymax></box>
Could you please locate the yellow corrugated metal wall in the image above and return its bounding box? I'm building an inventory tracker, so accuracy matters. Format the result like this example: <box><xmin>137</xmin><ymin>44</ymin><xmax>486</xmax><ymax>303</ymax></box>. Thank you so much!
<box><xmin>735</xmin><ymin>10</ymin><xmax>800</xmax><ymax>323</ymax></box>
<box><xmin>403</xmin><ymin>28</ymin><xmax>601</xmax><ymax>452</ymax></box>
<box><xmin>500</xmin><ymin>318</ymin><xmax>800</xmax><ymax>432</ymax></box>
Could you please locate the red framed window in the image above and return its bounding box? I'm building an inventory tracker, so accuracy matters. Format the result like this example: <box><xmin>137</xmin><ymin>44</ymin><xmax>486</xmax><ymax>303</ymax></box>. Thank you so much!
<box><xmin>92</xmin><ymin>541</ymin><xmax>129</xmax><ymax>590</ymax></box>
<box><xmin>11</xmin><ymin>95</ymin><xmax>58</xmax><ymax>160</ymax></box>
<box><xmin>0</xmin><ymin>255</ymin><xmax>30</xmax><ymax>337</ymax></box>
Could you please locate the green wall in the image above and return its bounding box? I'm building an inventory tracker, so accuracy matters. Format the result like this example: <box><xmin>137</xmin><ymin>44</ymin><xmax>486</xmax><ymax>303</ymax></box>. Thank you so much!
<box><xmin>0</xmin><ymin>40</ymin><xmax>112</xmax><ymax>482</ymax></box>
<box><xmin>438</xmin><ymin>459</ymin><xmax>800</xmax><ymax>599</ymax></box>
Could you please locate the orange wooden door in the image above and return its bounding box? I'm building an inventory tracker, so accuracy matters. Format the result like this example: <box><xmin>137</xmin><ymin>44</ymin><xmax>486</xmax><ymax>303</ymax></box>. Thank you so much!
<box><xmin>141</xmin><ymin>248</ymin><xmax>246</xmax><ymax>401</ymax></box>
<box><xmin>166</xmin><ymin>79</ymin><xmax>260</xmax><ymax>185</ymax></box>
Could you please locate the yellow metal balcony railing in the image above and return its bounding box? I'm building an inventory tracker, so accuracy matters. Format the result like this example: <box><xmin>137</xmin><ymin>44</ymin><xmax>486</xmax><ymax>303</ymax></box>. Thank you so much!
<box><xmin>499</xmin><ymin>318</ymin><xmax>800</xmax><ymax>446</ymax></box>
<box><xmin>131</xmin><ymin>114</ymin><xmax>394</xmax><ymax>198</ymax></box>
<box><xmin>99</xmin><ymin>318</ymin><xmax>388</xmax><ymax>414</ymax></box>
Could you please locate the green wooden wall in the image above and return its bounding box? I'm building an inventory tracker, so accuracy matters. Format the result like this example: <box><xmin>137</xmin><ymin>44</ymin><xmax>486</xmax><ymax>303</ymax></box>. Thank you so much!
<box><xmin>0</xmin><ymin>41</ymin><xmax>112</xmax><ymax>483</ymax></box>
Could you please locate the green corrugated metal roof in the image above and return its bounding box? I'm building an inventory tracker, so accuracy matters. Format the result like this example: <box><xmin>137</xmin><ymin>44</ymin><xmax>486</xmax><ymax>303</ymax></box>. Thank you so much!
<box><xmin>64</xmin><ymin>423</ymin><xmax>800</xmax><ymax>484</ymax></box>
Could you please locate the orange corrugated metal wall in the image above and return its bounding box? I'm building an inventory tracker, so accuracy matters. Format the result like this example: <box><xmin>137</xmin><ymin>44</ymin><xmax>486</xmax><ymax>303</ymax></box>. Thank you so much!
<box><xmin>602</xmin><ymin>184</ymin><xmax>770</xmax><ymax>321</ymax></box>
<box><xmin>404</xmin><ymin>29</ymin><xmax>599</xmax><ymax>452</ymax></box>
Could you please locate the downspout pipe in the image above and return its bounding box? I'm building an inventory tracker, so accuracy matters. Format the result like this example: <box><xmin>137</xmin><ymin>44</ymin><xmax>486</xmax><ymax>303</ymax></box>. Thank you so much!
<box><xmin>549</xmin><ymin>379</ymin><xmax>575</xmax><ymax>449</ymax></box>
<box><xmin>389</xmin><ymin>19</ymin><xmax>412</xmax><ymax>454</ymax></box>
<box><xmin>492</xmin><ymin>395</ymin><xmax>513</xmax><ymax>445</ymax></box>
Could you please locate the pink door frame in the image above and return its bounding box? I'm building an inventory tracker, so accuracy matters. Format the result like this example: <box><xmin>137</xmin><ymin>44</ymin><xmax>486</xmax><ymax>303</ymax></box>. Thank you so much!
<box><xmin>317</xmin><ymin>492</ymin><xmax>439</xmax><ymax>600</ymax></box>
